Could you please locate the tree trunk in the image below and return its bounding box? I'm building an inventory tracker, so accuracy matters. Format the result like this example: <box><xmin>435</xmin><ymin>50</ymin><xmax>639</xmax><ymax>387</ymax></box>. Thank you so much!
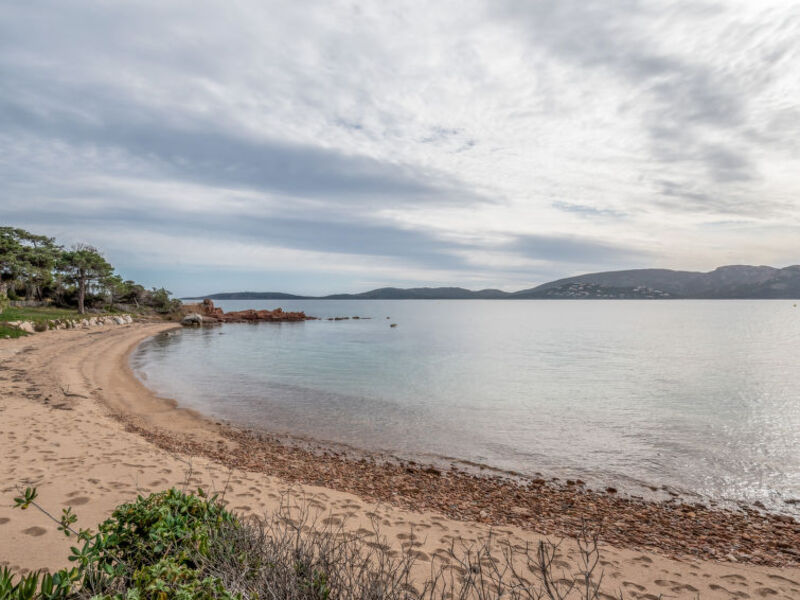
<box><xmin>78</xmin><ymin>270</ymin><xmax>86</xmax><ymax>314</ymax></box>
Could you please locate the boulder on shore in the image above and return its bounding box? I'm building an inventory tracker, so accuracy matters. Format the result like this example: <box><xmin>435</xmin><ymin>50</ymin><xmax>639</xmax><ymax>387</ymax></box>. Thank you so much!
<box><xmin>180</xmin><ymin>313</ymin><xmax>204</xmax><ymax>326</ymax></box>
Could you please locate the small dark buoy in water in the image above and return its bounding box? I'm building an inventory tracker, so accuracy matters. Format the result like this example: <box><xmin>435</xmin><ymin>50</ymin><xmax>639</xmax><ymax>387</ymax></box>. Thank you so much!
<box><xmin>386</xmin><ymin>316</ymin><xmax>390</xmax><ymax>319</ymax></box>
<box><xmin>390</xmin><ymin>323</ymin><xmax>397</xmax><ymax>328</ymax></box>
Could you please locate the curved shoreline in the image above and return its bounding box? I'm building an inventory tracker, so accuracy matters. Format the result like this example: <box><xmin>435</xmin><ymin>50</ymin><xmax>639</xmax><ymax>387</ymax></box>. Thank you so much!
<box><xmin>128</xmin><ymin>326</ymin><xmax>796</xmax><ymax>515</ymax></box>
<box><xmin>120</xmin><ymin>325</ymin><xmax>800</xmax><ymax>567</ymax></box>
<box><xmin>2</xmin><ymin>323</ymin><xmax>800</xmax><ymax>598</ymax></box>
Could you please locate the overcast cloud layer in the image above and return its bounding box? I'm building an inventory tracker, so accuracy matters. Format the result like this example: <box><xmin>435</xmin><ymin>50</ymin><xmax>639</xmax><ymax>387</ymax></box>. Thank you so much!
<box><xmin>1</xmin><ymin>1</ymin><xmax>798</xmax><ymax>295</ymax></box>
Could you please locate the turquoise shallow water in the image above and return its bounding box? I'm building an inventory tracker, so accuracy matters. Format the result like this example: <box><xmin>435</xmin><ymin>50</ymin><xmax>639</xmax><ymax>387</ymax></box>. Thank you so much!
<box><xmin>132</xmin><ymin>299</ymin><xmax>800</xmax><ymax>512</ymax></box>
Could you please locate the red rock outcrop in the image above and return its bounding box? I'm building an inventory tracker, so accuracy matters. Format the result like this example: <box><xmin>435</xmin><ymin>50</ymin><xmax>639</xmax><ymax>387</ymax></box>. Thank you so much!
<box><xmin>193</xmin><ymin>299</ymin><xmax>314</xmax><ymax>323</ymax></box>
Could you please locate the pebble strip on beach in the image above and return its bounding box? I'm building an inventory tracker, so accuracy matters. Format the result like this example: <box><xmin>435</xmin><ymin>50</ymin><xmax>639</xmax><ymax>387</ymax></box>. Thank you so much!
<box><xmin>119</xmin><ymin>417</ymin><xmax>800</xmax><ymax>568</ymax></box>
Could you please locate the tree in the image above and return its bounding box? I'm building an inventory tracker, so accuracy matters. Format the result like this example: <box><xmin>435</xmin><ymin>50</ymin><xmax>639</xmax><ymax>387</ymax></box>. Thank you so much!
<box><xmin>16</xmin><ymin>231</ymin><xmax>61</xmax><ymax>301</ymax></box>
<box><xmin>148</xmin><ymin>287</ymin><xmax>181</xmax><ymax>313</ymax></box>
<box><xmin>0</xmin><ymin>227</ymin><xmax>25</xmax><ymax>307</ymax></box>
<box><xmin>60</xmin><ymin>245</ymin><xmax>114</xmax><ymax>314</ymax></box>
<box><xmin>123</xmin><ymin>280</ymin><xmax>147</xmax><ymax>308</ymax></box>
<box><xmin>1</xmin><ymin>228</ymin><xmax>65</xmax><ymax>306</ymax></box>
<box><xmin>104</xmin><ymin>275</ymin><xmax>146</xmax><ymax>309</ymax></box>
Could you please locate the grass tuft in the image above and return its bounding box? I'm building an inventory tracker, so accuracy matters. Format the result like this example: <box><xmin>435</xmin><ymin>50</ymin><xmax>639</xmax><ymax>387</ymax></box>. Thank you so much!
<box><xmin>0</xmin><ymin>324</ymin><xmax>27</xmax><ymax>338</ymax></box>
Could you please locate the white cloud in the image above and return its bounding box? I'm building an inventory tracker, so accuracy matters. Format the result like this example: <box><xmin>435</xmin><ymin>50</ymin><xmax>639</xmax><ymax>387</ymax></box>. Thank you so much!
<box><xmin>1</xmin><ymin>0</ymin><xmax>798</xmax><ymax>294</ymax></box>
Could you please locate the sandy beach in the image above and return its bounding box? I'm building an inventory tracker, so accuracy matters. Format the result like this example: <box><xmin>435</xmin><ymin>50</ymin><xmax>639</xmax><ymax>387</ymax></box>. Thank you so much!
<box><xmin>2</xmin><ymin>323</ymin><xmax>800</xmax><ymax>599</ymax></box>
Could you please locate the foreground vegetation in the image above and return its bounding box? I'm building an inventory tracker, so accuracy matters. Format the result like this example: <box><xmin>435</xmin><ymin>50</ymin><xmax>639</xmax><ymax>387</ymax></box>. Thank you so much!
<box><xmin>4</xmin><ymin>487</ymin><xmax>612</xmax><ymax>600</ymax></box>
<box><xmin>0</xmin><ymin>227</ymin><xmax>180</xmax><ymax>315</ymax></box>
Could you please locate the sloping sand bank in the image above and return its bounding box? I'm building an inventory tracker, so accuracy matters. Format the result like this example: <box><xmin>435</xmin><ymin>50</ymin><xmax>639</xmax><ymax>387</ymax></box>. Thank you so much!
<box><xmin>1</xmin><ymin>324</ymin><xmax>799</xmax><ymax>599</ymax></box>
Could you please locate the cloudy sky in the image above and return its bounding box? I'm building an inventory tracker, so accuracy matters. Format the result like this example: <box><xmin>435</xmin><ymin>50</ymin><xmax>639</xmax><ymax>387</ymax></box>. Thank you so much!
<box><xmin>1</xmin><ymin>1</ymin><xmax>798</xmax><ymax>295</ymax></box>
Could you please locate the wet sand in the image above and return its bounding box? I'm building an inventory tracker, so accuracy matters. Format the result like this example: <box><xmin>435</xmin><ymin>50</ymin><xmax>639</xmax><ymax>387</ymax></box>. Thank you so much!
<box><xmin>1</xmin><ymin>323</ymin><xmax>799</xmax><ymax>599</ymax></box>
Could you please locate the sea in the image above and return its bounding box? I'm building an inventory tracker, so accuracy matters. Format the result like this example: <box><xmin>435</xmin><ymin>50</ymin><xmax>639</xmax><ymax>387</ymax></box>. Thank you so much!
<box><xmin>131</xmin><ymin>299</ymin><xmax>800</xmax><ymax>513</ymax></box>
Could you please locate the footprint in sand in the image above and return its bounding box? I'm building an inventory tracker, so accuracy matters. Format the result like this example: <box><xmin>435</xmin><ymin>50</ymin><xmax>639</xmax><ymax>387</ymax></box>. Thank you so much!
<box><xmin>631</xmin><ymin>555</ymin><xmax>653</xmax><ymax>567</ymax></box>
<box><xmin>22</xmin><ymin>526</ymin><xmax>47</xmax><ymax>536</ymax></box>
<box><xmin>654</xmin><ymin>580</ymin><xmax>699</xmax><ymax>594</ymax></box>
<box><xmin>622</xmin><ymin>582</ymin><xmax>646</xmax><ymax>592</ymax></box>
<box><xmin>767</xmin><ymin>574</ymin><xmax>800</xmax><ymax>586</ymax></box>
<box><xmin>0</xmin><ymin>518</ymin><xmax>9</xmax><ymax>525</ymax></box>
<box><xmin>355</xmin><ymin>528</ymin><xmax>375</xmax><ymax>537</ymax></box>
<box><xmin>64</xmin><ymin>497</ymin><xmax>90</xmax><ymax>505</ymax></box>
<box><xmin>709</xmin><ymin>583</ymin><xmax>752</xmax><ymax>598</ymax></box>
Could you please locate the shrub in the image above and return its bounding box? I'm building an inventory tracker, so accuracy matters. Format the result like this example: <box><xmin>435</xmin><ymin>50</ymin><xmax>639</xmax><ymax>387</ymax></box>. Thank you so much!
<box><xmin>7</xmin><ymin>487</ymin><xmax>613</xmax><ymax>600</ymax></box>
<box><xmin>128</xmin><ymin>559</ymin><xmax>237</xmax><ymax>600</ymax></box>
<box><xmin>8</xmin><ymin>487</ymin><xmax>238</xmax><ymax>600</ymax></box>
<box><xmin>96</xmin><ymin>488</ymin><xmax>235</xmax><ymax>571</ymax></box>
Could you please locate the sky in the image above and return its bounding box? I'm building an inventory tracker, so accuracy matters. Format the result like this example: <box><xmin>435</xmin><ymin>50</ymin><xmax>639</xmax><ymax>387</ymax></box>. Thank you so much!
<box><xmin>1</xmin><ymin>1</ymin><xmax>799</xmax><ymax>296</ymax></box>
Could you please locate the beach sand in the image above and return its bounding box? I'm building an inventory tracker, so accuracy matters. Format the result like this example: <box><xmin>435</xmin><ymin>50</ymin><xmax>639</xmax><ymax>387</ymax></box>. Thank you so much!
<box><xmin>1</xmin><ymin>323</ymin><xmax>799</xmax><ymax>599</ymax></box>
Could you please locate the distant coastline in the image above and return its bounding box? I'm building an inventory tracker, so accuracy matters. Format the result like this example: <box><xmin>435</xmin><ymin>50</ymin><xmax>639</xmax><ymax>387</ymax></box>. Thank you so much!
<box><xmin>185</xmin><ymin>264</ymin><xmax>800</xmax><ymax>300</ymax></box>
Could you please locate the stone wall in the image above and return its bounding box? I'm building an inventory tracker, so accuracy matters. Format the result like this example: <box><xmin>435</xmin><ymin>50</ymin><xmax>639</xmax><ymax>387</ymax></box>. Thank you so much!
<box><xmin>2</xmin><ymin>314</ymin><xmax>134</xmax><ymax>336</ymax></box>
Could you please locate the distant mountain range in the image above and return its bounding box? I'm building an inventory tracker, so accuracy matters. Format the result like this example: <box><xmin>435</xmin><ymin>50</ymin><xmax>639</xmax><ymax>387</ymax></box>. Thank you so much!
<box><xmin>185</xmin><ymin>265</ymin><xmax>800</xmax><ymax>300</ymax></box>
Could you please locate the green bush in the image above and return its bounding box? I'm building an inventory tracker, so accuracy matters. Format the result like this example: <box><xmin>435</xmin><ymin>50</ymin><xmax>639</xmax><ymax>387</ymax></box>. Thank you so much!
<box><xmin>5</xmin><ymin>488</ymin><xmax>239</xmax><ymax>600</ymax></box>
<box><xmin>128</xmin><ymin>559</ymin><xmax>236</xmax><ymax>600</ymax></box>
<box><xmin>97</xmin><ymin>488</ymin><xmax>235</xmax><ymax>571</ymax></box>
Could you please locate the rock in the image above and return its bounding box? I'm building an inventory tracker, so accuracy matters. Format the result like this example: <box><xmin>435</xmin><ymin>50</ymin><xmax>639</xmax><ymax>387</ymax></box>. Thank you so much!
<box><xmin>18</xmin><ymin>321</ymin><xmax>35</xmax><ymax>333</ymax></box>
<box><xmin>181</xmin><ymin>313</ymin><xmax>204</xmax><ymax>326</ymax></box>
<box><xmin>180</xmin><ymin>300</ymin><xmax>315</xmax><ymax>324</ymax></box>
<box><xmin>112</xmin><ymin>316</ymin><xmax>125</xmax><ymax>325</ymax></box>
<box><xmin>773</xmin><ymin>514</ymin><xmax>796</xmax><ymax>524</ymax></box>
<box><xmin>218</xmin><ymin>307</ymin><xmax>313</xmax><ymax>323</ymax></box>
<box><xmin>123</xmin><ymin>314</ymin><xmax>133</xmax><ymax>324</ymax></box>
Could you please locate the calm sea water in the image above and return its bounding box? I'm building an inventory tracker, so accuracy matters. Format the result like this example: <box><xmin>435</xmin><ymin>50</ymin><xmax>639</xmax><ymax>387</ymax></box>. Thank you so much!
<box><xmin>131</xmin><ymin>300</ymin><xmax>800</xmax><ymax>512</ymax></box>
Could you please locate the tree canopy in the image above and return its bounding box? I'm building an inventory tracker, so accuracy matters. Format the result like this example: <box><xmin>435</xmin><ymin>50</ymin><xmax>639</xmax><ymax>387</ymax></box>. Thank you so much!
<box><xmin>0</xmin><ymin>226</ymin><xmax>178</xmax><ymax>314</ymax></box>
